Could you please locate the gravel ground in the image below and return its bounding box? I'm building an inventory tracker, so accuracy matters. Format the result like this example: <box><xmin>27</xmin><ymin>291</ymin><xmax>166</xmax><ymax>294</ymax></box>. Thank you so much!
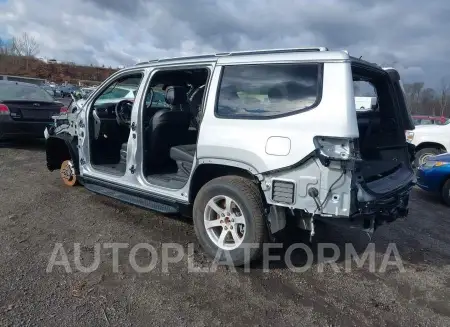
<box><xmin>0</xmin><ymin>141</ymin><xmax>450</xmax><ymax>327</ymax></box>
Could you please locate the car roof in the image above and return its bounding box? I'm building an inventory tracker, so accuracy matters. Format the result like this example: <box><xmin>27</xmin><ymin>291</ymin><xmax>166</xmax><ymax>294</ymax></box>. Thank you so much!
<box><xmin>130</xmin><ymin>47</ymin><xmax>351</xmax><ymax>70</ymax></box>
<box><xmin>0</xmin><ymin>80</ymin><xmax>39</xmax><ymax>87</ymax></box>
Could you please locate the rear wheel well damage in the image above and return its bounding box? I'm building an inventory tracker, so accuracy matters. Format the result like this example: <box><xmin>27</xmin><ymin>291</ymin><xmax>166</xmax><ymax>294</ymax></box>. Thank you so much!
<box><xmin>46</xmin><ymin>135</ymin><xmax>79</xmax><ymax>172</ymax></box>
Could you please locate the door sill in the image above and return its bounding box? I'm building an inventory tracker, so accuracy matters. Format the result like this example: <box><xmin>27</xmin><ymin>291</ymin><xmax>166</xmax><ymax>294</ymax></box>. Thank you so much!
<box><xmin>81</xmin><ymin>176</ymin><xmax>190</xmax><ymax>215</ymax></box>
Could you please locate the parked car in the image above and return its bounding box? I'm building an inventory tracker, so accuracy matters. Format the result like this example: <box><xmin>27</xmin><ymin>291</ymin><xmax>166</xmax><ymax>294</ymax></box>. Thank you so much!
<box><xmin>41</xmin><ymin>85</ymin><xmax>56</xmax><ymax>97</ymax></box>
<box><xmin>0</xmin><ymin>80</ymin><xmax>67</xmax><ymax>140</ymax></box>
<box><xmin>416</xmin><ymin>153</ymin><xmax>450</xmax><ymax>205</ymax></box>
<box><xmin>80</xmin><ymin>87</ymin><xmax>97</xmax><ymax>98</ymax></box>
<box><xmin>412</xmin><ymin>115</ymin><xmax>449</xmax><ymax>126</ymax></box>
<box><xmin>406</xmin><ymin>121</ymin><xmax>450</xmax><ymax>167</ymax></box>
<box><xmin>59</xmin><ymin>85</ymin><xmax>80</xmax><ymax>97</ymax></box>
<box><xmin>41</xmin><ymin>84</ymin><xmax>62</xmax><ymax>98</ymax></box>
<box><xmin>355</xmin><ymin>96</ymin><xmax>377</xmax><ymax>110</ymax></box>
<box><xmin>44</xmin><ymin>47</ymin><xmax>415</xmax><ymax>266</ymax></box>
<box><xmin>53</xmin><ymin>87</ymin><xmax>62</xmax><ymax>98</ymax></box>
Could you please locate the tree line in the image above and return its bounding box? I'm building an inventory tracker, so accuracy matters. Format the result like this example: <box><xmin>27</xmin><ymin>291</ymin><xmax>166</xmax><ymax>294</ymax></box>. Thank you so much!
<box><xmin>403</xmin><ymin>80</ymin><xmax>450</xmax><ymax>117</ymax></box>
<box><xmin>0</xmin><ymin>32</ymin><xmax>117</xmax><ymax>84</ymax></box>
<box><xmin>0</xmin><ymin>32</ymin><xmax>39</xmax><ymax>57</ymax></box>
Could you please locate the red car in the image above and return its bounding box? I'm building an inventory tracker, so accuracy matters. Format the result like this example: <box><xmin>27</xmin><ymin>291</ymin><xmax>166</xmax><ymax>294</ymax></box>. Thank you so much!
<box><xmin>412</xmin><ymin>115</ymin><xmax>449</xmax><ymax>126</ymax></box>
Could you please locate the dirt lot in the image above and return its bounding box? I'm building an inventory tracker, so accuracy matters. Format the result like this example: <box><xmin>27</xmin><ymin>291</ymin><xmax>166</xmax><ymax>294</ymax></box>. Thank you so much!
<box><xmin>0</xmin><ymin>141</ymin><xmax>450</xmax><ymax>327</ymax></box>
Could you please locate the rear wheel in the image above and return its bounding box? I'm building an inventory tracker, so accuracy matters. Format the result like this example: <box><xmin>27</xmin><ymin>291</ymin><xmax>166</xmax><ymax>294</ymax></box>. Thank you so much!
<box><xmin>415</xmin><ymin>148</ymin><xmax>441</xmax><ymax>167</ymax></box>
<box><xmin>441</xmin><ymin>179</ymin><xmax>450</xmax><ymax>206</ymax></box>
<box><xmin>60</xmin><ymin>160</ymin><xmax>78</xmax><ymax>186</ymax></box>
<box><xmin>193</xmin><ymin>176</ymin><xmax>268</xmax><ymax>266</ymax></box>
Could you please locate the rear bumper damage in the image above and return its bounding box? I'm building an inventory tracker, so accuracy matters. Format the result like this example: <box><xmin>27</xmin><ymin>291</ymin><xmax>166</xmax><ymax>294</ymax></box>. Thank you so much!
<box><xmin>316</xmin><ymin>178</ymin><xmax>414</xmax><ymax>231</ymax></box>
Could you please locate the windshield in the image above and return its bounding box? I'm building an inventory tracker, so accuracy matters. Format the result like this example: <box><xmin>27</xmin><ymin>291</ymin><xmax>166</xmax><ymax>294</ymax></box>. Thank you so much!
<box><xmin>0</xmin><ymin>83</ymin><xmax>54</xmax><ymax>102</ymax></box>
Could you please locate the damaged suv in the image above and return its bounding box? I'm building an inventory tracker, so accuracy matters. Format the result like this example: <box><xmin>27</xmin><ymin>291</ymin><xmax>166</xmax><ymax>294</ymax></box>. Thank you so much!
<box><xmin>44</xmin><ymin>47</ymin><xmax>415</xmax><ymax>265</ymax></box>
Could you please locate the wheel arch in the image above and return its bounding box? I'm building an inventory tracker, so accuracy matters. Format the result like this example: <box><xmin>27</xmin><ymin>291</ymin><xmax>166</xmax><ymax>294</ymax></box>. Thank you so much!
<box><xmin>440</xmin><ymin>174</ymin><xmax>450</xmax><ymax>192</ymax></box>
<box><xmin>46</xmin><ymin>134</ymin><xmax>79</xmax><ymax>172</ymax></box>
<box><xmin>188</xmin><ymin>162</ymin><xmax>262</xmax><ymax>204</ymax></box>
<box><xmin>415</xmin><ymin>142</ymin><xmax>447</xmax><ymax>153</ymax></box>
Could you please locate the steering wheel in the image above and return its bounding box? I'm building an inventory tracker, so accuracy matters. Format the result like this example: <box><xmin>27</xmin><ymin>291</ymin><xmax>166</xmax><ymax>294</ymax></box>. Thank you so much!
<box><xmin>115</xmin><ymin>99</ymin><xmax>133</xmax><ymax>126</ymax></box>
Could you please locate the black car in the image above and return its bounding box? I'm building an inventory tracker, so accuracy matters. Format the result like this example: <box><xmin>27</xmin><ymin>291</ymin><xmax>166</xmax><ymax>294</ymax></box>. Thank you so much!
<box><xmin>0</xmin><ymin>81</ymin><xmax>67</xmax><ymax>140</ymax></box>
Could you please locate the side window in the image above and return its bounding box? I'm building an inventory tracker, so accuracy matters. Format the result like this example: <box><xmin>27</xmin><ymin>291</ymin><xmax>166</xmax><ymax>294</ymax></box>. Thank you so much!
<box><xmin>93</xmin><ymin>73</ymin><xmax>143</xmax><ymax>105</ymax></box>
<box><xmin>353</xmin><ymin>81</ymin><xmax>378</xmax><ymax>111</ymax></box>
<box><xmin>216</xmin><ymin>63</ymin><xmax>322</xmax><ymax>118</ymax></box>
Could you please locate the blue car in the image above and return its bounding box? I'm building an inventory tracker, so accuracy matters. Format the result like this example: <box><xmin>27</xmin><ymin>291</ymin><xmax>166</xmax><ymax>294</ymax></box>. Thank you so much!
<box><xmin>416</xmin><ymin>153</ymin><xmax>450</xmax><ymax>205</ymax></box>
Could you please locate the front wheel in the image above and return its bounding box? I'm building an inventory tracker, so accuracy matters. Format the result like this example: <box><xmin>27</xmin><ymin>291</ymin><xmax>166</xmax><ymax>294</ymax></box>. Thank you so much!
<box><xmin>193</xmin><ymin>176</ymin><xmax>268</xmax><ymax>266</ymax></box>
<box><xmin>415</xmin><ymin>148</ymin><xmax>441</xmax><ymax>167</ymax></box>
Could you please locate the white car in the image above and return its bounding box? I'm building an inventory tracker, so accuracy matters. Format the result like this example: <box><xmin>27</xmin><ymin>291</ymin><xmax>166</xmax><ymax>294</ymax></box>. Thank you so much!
<box><xmin>355</xmin><ymin>96</ymin><xmax>377</xmax><ymax>111</ymax></box>
<box><xmin>44</xmin><ymin>47</ymin><xmax>415</xmax><ymax>266</ymax></box>
<box><xmin>406</xmin><ymin>122</ymin><xmax>450</xmax><ymax>166</ymax></box>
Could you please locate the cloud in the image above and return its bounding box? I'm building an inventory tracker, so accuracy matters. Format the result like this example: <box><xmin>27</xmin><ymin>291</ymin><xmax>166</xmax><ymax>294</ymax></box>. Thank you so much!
<box><xmin>0</xmin><ymin>0</ymin><xmax>449</xmax><ymax>87</ymax></box>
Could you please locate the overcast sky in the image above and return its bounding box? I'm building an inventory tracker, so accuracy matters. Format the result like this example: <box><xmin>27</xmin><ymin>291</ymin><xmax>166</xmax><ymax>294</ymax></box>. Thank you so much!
<box><xmin>0</xmin><ymin>0</ymin><xmax>448</xmax><ymax>87</ymax></box>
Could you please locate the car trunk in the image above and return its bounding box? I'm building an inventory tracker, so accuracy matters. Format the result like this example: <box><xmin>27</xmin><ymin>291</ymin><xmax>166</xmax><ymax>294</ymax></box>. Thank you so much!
<box><xmin>3</xmin><ymin>100</ymin><xmax>63</xmax><ymax>122</ymax></box>
<box><xmin>351</xmin><ymin>62</ymin><xmax>415</xmax><ymax>198</ymax></box>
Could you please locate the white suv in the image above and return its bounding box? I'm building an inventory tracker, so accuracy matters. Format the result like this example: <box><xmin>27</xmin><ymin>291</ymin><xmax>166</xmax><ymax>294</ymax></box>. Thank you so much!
<box><xmin>406</xmin><ymin>122</ymin><xmax>450</xmax><ymax>166</ymax></box>
<box><xmin>44</xmin><ymin>47</ymin><xmax>415</xmax><ymax>266</ymax></box>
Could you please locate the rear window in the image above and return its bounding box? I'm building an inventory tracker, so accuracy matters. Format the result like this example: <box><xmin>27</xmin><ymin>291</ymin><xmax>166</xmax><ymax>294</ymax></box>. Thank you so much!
<box><xmin>0</xmin><ymin>83</ymin><xmax>54</xmax><ymax>102</ymax></box>
<box><xmin>216</xmin><ymin>63</ymin><xmax>322</xmax><ymax>119</ymax></box>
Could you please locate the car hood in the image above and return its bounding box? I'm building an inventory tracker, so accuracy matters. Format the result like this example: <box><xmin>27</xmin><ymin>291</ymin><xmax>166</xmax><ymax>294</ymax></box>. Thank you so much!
<box><xmin>429</xmin><ymin>152</ymin><xmax>450</xmax><ymax>162</ymax></box>
<box><xmin>409</xmin><ymin>124</ymin><xmax>450</xmax><ymax>134</ymax></box>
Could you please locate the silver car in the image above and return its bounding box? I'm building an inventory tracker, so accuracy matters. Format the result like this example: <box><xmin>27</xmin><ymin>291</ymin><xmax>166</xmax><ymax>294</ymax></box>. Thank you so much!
<box><xmin>44</xmin><ymin>47</ymin><xmax>415</xmax><ymax>266</ymax></box>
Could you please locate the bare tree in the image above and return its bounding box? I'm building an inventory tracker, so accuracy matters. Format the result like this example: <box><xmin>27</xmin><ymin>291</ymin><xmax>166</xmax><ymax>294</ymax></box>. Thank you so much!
<box><xmin>11</xmin><ymin>32</ymin><xmax>40</xmax><ymax>57</ymax></box>
<box><xmin>404</xmin><ymin>83</ymin><xmax>421</xmax><ymax>113</ymax></box>
<box><xmin>438</xmin><ymin>77</ymin><xmax>450</xmax><ymax>116</ymax></box>
<box><xmin>420</xmin><ymin>88</ymin><xmax>436</xmax><ymax>115</ymax></box>
<box><xmin>9</xmin><ymin>32</ymin><xmax>40</xmax><ymax>71</ymax></box>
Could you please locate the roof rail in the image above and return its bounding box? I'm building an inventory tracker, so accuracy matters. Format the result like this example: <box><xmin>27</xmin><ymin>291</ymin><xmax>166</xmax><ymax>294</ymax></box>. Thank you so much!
<box><xmin>136</xmin><ymin>47</ymin><xmax>329</xmax><ymax>66</ymax></box>
<box><xmin>350</xmin><ymin>56</ymin><xmax>381</xmax><ymax>68</ymax></box>
<box><xmin>215</xmin><ymin>47</ymin><xmax>328</xmax><ymax>57</ymax></box>
<box><xmin>136</xmin><ymin>54</ymin><xmax>216</xmax><ymax>66</ymax></box>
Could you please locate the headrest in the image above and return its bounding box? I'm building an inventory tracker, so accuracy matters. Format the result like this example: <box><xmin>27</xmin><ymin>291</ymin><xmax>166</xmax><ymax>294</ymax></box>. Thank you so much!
<box><xmin>165</xmin><ymin>86</ymin><xmax>188</xmax><ymax>106</ymax></box>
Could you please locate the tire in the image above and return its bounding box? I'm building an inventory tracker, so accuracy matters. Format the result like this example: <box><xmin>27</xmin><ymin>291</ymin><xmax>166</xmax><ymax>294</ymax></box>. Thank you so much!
<box><xmin>441</xmin><ymin>179</ymin><xmax>450</xmax><ymax>206</ymax></box>
<box><xmin>415</xmin><ymin>148</ymin><xmax>441</xmax><ymax>167</ymax></box>
<box><xmin>193</xmin><ymin>176</ymin><xmax>268</xmax><ymax>266</ymax></box>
